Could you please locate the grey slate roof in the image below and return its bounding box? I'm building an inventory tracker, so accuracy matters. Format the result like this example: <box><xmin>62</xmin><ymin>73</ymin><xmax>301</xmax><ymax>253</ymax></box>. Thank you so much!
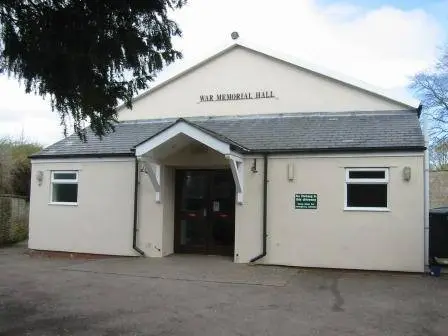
<box><xmin>32</xmin><ymin>111</ymin><xmax>425</xmax><ymax>158</ymax></box>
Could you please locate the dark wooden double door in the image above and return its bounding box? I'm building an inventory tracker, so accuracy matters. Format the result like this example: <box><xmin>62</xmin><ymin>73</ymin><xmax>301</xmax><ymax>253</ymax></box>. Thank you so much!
<box><xmin>175</xmin><ymin>170</ymin><xmax>235</xmax><ymax>256</ymax></box>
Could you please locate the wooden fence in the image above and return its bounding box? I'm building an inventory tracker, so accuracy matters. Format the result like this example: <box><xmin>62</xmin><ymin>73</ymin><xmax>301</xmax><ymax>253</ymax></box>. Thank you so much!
<box><xmin>0</xmin><ymin>194</ymin><xmax>29</xmax><ymax>245</ymax></box>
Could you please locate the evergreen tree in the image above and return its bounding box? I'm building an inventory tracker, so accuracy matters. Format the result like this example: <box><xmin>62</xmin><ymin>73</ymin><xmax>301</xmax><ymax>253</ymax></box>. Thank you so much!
<box><xmin>0</xmin><ymin>0</ymin><xmax>186</xmax><ymax>139</ymax></box>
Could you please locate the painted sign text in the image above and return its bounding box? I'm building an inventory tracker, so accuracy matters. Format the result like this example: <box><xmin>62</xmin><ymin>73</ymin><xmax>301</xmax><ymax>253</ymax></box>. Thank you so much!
<box><xmin>295</xmin><ymin>194</ymin><xmax>318</xmax><ymax>209</ymax></box>
<box><xmin>199</xmin><ymin>91</ymin><xmax>275</xmax><ymax>103</ymax></box>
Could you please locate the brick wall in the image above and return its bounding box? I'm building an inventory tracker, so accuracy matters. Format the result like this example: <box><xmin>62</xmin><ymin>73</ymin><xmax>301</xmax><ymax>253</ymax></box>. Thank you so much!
<box><xmin>0</xmin><ymin>195</ymin><xmax>29</xmax><ymax>245</ymax></box>
<box><xmin>430</xmin><ymin>171</ymin><xmax>448</xmax><ymax>209</ymax></box>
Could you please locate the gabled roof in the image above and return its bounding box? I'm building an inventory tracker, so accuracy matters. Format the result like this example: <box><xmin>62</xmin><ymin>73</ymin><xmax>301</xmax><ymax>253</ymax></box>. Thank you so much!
<box><xmin>133</xmin><ymin>117</ymin><xmax>249</xmax><ymax>152</ymax></box>
<box><xmin>117</xmin><ymin>40</ymin><xmax>420</xmax><ymax>111</ymax></box>
<box><xmin>31</xmin><ymin>111</ymin><xmax>425</xmax><ymax>159</ymax></box>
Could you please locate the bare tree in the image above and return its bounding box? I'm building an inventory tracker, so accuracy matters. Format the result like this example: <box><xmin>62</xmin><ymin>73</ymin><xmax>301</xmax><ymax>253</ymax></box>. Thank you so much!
<box><xmin>411</xmin><ymin>47</ymin><xmax>448</xmax><ymax>141</ymax></box>
<box><xmin>429</xmin><ymin>141</ymin><xmax>448</xmax><ymax>170</ymax></box>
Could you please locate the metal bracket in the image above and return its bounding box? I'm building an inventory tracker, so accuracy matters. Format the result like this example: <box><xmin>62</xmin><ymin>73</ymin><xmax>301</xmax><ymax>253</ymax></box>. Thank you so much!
<box><xmin>138</xmin><ymin>157</ymin><xmax>161</xmax><ymax>203</ymax></box>
<box><xmin>227</xmin><ymin>155</ymin><xmax>244</xmax><ymax>204</ymax></box>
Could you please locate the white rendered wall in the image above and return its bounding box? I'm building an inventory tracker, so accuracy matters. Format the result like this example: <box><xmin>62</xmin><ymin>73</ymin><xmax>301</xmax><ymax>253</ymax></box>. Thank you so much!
<box><xmin>29</xmin><ymin>158</ymin><xmax>137</xmax><ymax>256</ymax></box>
<box><xmin>119</xmin><ymin>47</ymin><xmax>410</xmax><ymax>121</ymax></box>
<box><xmin>235</xmin><ymin>153</ymin><xmax>425</xmax><ymax>272</ymax></box>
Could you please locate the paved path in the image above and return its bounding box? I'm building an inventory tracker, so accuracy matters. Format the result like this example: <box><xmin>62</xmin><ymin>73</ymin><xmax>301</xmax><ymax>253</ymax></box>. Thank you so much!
<box><xmin>1</xmin><ymin>244</ymin><xmax>447</xmax><ymax>335</ymax></box>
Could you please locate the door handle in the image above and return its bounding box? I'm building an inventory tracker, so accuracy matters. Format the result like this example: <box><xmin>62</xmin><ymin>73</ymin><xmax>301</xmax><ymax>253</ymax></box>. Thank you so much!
<box><xmin>203</xmin><ymin>208</ymin><xmax>207</xmax><ymax>217</ymax></box>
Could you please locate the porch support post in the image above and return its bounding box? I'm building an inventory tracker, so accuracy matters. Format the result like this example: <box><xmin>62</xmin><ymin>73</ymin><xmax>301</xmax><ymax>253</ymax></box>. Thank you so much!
<box><xmin>138</xmin><ymin>157</ymin><xmax>161</xmax><ymax>203</ymax></box>
<box><xmin>227</xmin><ymin>154</ymin><xmax>244</xmax><ymax>204</ymax></box>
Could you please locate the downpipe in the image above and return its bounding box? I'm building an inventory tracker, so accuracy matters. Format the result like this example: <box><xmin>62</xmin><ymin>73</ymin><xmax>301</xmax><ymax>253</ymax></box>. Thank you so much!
<box><xmin>423</xmin><ymin>122</ymin><xmax>429</xmax><ymax>268</ymax></box>
<box><xmin>132</xmin><ymin>155</ymin><xmax>145</xmax><ymax>256</ymax></box>
<box><xmin>250</xmin><ymin>154</ymin><xmax>268</xmax><ymax>263</ymax></box>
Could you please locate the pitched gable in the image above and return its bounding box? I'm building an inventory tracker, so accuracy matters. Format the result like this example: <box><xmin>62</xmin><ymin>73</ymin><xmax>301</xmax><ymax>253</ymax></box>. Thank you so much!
<box><xmin>118</xmin><ymin>44</ymin><xmax>418</xmax><ymax>121</ymax></box>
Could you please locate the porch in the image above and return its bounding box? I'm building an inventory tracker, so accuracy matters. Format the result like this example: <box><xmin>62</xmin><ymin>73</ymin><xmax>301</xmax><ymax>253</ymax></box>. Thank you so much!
<box><xmin>133</xmin><ymin>119</ymin><xmax>250</xmax><ymax>259</ymax></box>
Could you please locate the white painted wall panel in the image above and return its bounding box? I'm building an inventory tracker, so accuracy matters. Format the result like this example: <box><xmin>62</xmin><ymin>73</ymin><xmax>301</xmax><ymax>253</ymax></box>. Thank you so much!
<box><xmin>235</xmin><ymin>154</ymin><xmax>425</xmax><ymax>272</ymax></box>
<box><xmin>119</xmin><ymin>47</ymin><xmax>410</xmax><ymax>121</ymax></box>
<box><xmin>29</xmin><ymin>159</ymin><xmax>137</xmax><ymax>256</ymax></box>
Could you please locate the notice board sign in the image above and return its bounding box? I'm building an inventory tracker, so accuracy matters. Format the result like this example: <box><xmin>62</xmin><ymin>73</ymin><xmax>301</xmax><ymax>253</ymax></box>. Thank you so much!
<box><xmin>295</xmin><ymin>194</ymin><xmax>317</xmax><ymax>209</ymax></box>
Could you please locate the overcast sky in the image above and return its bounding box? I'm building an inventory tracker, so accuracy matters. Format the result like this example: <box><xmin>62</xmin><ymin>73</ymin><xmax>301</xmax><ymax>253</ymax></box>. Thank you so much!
<box><xmin>0</xmin><ymin>0</ymin><xmax>446</xmax><ymax>146</ymax></box>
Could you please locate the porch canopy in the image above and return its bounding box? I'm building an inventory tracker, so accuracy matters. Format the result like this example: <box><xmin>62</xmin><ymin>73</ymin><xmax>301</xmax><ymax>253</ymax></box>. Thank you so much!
<box><xmin>134</xmin><ymin>118</ymin><xmax>245</xmax><ymax>204</ymax></box>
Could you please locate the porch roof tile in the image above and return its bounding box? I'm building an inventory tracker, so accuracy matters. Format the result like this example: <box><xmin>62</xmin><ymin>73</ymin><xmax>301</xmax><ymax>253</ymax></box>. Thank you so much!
<box><xmin>31</xmin><ymin>111</ymin><xmax>425</xmax><ymax>158</ymax></box>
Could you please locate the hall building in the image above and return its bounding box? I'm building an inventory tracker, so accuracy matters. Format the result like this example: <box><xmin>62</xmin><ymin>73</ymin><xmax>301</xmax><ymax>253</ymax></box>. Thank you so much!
<box><xmin>28</xmin><ymin>41</ymin><xmax>427</xmax><ymax>272</ymax></box>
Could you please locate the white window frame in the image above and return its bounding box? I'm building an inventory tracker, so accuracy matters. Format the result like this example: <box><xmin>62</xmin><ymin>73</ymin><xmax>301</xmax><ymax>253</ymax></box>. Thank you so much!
<box><xmin>344</xmin><ymin>168</ymin><xmax>389</xmax><ymax>212</ymax></box>
<box><xmin>49</xmin><ymin>171</ymin><xmax>79</xmax><ymax>205</ymax></box>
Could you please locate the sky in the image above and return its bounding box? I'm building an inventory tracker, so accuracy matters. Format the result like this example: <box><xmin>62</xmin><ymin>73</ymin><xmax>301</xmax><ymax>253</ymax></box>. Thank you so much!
<box><xmin>0</xmin><ymin>0</ymin><xmax>446</xmax><ymax>146</ymax></box>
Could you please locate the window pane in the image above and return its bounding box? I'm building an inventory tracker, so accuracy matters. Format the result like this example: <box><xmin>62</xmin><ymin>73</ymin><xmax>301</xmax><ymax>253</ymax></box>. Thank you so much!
<box><xmin>181</xmin><ymin>172</ymin><xmax>207</xmax><ymax>211</ymax></box>
<box><xmin>349</xmin><ymin>171</ymin><xmax>385</xmax><ymax>179</ymax></box>
<box><xmin>347</xmin><ymin>184</ymin><xmax>387</xmax><ymax>208</ymax></box>
<box><xmin>53</xmin><ymin>183</ymin><xmax>78</xmax><ymax>203</ymax></box>
<box><xmin>180</xmin><ymin>219</ymin><xmax>206</xmax><ymax>246</ymax></box>
<box><xmin>211</xmin><ymin>172</ymin><xmax>235</xmax><ymax>213</ymax></box>
<box><xmin>53</xmin><ymin>172</ymin><xmax>77</xmax><ymax>180</ymax></box>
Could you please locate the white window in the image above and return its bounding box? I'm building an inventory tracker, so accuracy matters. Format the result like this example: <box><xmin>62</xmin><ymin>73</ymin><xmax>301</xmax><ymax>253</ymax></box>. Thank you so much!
<box><xmin>50</xmin><ymin>171</ymin><xmax>78</xmax><ymax>204</ymax></box>
<box><xmin>345</xmin><ymin>168</ymin><xmax>389</xmax><ymax>211</ymax></box>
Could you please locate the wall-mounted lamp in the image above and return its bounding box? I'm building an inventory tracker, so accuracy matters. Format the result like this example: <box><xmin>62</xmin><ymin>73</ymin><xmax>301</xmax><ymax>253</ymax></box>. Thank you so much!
<box><xmin>251</xmin><ymin>159</ymin><xmax>258</xmax><ymax>173</ymax></box>
<box><xmin>403</xmin><ymin>166</ymin><xmax>411</xmax><ymax>182</ymax></box>
<box><xmin>287</xmin><ymin>163</ymin><xmax>295</xmax><ymax>181</ymax></box>
<box><xmin>36</xmin><ymin>171</ymin><xmax>44</xmax><ymax>186</ymax></box>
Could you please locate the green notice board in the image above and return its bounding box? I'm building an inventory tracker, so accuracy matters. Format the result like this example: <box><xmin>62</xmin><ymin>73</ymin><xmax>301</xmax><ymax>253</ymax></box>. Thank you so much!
<box><xmin>295</xmin><ymin>194</ymin><xmax>317</xmax><ymax>209</ymax></box>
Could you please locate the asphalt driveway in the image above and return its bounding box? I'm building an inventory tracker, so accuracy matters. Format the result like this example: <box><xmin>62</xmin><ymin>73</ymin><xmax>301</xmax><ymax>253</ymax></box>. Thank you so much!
<box><xmin>0</xmin><ymin>244</ymin><xmax>447</xmax><ymax>336</ymax></box>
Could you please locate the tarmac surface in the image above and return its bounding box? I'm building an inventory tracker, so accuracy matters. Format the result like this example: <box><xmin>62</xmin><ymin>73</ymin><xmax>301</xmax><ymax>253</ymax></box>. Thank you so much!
<box><xmin>1</xmin><ymin>243</ymin><xmax>447</xmax><ymax>335</ymax></box>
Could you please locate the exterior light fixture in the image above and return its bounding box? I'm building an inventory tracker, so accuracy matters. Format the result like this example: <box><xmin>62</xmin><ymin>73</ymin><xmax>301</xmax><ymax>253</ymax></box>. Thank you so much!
<box><xmin>36</xmin><ymin>171</ymin><xmax>44</xmax><ymax>186</ymax></box>
<box><xmin>403</xmin><ymin>166</ymin><xmax>411</xmax><ymax>182</ymax></box>
<box><xmin>251</xmin><ymin>159</ymin><xmax>258</xmax><ymax>173</ymax></box>
<box><xmin>287</xmin><ymin>163</ymin><xmax>295</xmax><ymax>181</ymax></box>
